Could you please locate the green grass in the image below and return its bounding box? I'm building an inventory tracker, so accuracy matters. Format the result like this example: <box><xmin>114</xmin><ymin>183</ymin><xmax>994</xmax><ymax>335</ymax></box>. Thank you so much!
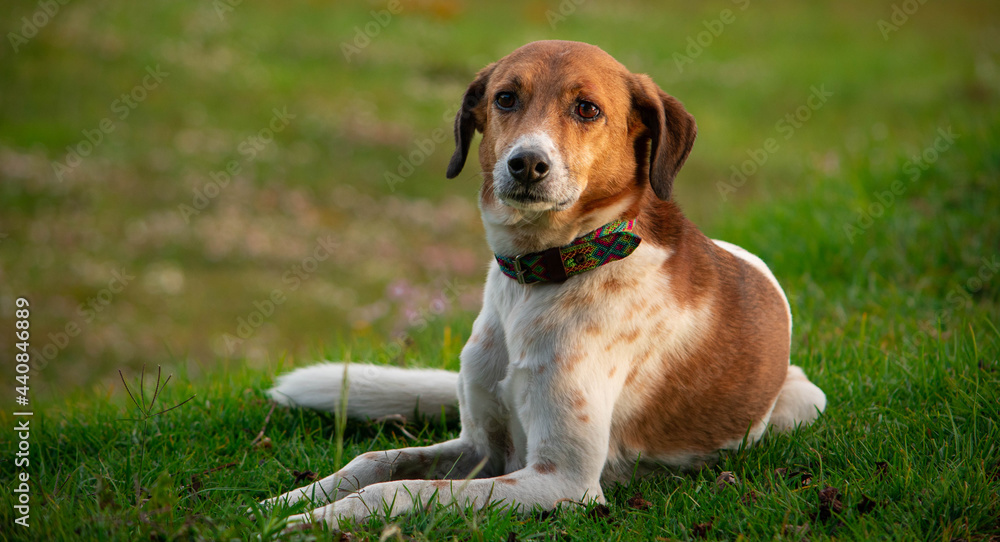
<box><xmin>1</xmin><ymin>0</ymin><xmax>999</xmax><ymax>540</ymax></box>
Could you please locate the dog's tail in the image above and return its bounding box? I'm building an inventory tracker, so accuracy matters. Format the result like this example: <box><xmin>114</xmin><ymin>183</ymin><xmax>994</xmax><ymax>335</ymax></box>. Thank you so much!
<box><xmin>267</xmin><ymin>362</ymin><xmax>460</xmax><ymax>420</ymax></box>
<box><xmin>768</xmin><ymin>365</ymin><xmax>827</xmax><ymax>432</ymax></box>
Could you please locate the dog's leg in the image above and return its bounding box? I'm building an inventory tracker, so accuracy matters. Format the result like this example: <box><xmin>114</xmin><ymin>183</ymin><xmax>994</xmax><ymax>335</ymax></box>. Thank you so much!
<box><xmin>286</xmin><ymin>364</ymin><xmax>616</xmax><ymax>530</ymax></box>
<box><xmin>264</xmin><ymin>302</ymin><xmax>511</xmax><ymax>515</ymax></box>
<box><xmin>261</xmin><ymin>438</ymin><xmax>485</xmax><ymax>509</ymax></box>
<box><xmin>284</xmin><ymin>465</ymin><xmax>599</xmax><ymax>530</ymax></box>
<box><xmin>768</xmin><ymin>365</ymin><xmax>827</xmax><ymax>431</ymax></box>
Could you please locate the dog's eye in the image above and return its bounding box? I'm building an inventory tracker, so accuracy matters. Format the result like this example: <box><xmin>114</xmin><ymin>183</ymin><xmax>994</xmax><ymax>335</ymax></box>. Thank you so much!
<box><xmin>576</xmin><ymin>101</ymin><xmax>600</xmax><ymax>120</ymax></box>
<box><xmin>495</xmin><ymin>92</ymin><xmax>517</xmax><ymax>111</ymax></box>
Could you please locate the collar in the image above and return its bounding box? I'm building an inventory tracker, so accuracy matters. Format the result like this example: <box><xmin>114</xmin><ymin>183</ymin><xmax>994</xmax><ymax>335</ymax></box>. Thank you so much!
<box><xmin>495</xmin><ymin>219</ymin><xmax>642</xmax><ymax>284</ymax></box>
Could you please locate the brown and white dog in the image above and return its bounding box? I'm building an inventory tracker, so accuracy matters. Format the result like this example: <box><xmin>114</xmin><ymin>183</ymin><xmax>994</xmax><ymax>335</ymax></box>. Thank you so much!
<box><xmin>264</xmin><ymin>40</ymin><xmax>826</xmax><ymax>529</ymax></box>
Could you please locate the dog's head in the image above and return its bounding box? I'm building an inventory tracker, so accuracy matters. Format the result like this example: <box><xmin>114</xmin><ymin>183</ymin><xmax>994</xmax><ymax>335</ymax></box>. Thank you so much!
<box><xmin>446</xmin><ymin>40</ymin><xmax>696</xmax><ymax>253</ymax></box>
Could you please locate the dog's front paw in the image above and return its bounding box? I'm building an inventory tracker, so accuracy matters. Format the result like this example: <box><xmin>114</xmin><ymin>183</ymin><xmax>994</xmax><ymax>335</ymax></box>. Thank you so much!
<box><xmin>282</xmin><ymin>503</ymin><xmax>343</xmax><ymax>533</ymax></box>
<box><xmin>249</xmin><ymin>491</ymin><xmax>309</xmax><ymax>522</ymax></box>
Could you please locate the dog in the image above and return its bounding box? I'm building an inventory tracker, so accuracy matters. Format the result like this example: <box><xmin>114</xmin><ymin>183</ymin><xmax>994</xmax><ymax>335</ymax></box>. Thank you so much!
<box><xmin>263</xmin><ymin>40</ymin><xmax>827</xmax><ymax>529</ymax></box>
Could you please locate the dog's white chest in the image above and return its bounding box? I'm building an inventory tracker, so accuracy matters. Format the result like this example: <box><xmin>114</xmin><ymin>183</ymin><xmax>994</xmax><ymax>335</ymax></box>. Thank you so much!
<box><xmin>486</xmin><ymin>275</ymin><xmax>571</xmax><ymax>473</ymax></box>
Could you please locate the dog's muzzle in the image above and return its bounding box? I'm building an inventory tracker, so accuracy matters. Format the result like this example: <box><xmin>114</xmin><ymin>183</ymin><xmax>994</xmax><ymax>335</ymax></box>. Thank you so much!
<box><xmin>492</xmin><ymin>132</ymin><xmax>578</xmax><ymax>211</ymax></box>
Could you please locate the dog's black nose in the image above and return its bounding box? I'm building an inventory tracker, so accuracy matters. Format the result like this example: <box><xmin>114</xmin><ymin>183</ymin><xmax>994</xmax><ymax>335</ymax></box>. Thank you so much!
<box><xmin>507</xmin><ymin>151</ymin><xmax>550</xmax><ymax>185</ymax></box>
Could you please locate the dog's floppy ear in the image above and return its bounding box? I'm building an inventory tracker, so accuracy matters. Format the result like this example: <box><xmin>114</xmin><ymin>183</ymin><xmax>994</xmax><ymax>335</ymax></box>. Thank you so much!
<box><xmin>630</xmin><ymin>74</ymin><xmax>697</xmax><ymax>200</ymax></box>
<box><xmin>446</xmin><ymin>63</ymin><xmax>495</xmax><ymax>179</ymax></box>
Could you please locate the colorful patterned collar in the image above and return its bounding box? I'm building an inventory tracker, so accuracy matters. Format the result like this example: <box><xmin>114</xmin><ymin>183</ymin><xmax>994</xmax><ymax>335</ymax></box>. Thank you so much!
<box><xmin>495</xmin><ymin>219</ymin><xmax>642</xmax><ymax>284</ymax></box>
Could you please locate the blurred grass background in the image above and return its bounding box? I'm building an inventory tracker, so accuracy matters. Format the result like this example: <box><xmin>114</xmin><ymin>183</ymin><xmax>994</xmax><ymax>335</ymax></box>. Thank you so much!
<box><xmin>0</xmin><ymin>0</ymin><xmax>998</xmax><ymax>399</ymax></box>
